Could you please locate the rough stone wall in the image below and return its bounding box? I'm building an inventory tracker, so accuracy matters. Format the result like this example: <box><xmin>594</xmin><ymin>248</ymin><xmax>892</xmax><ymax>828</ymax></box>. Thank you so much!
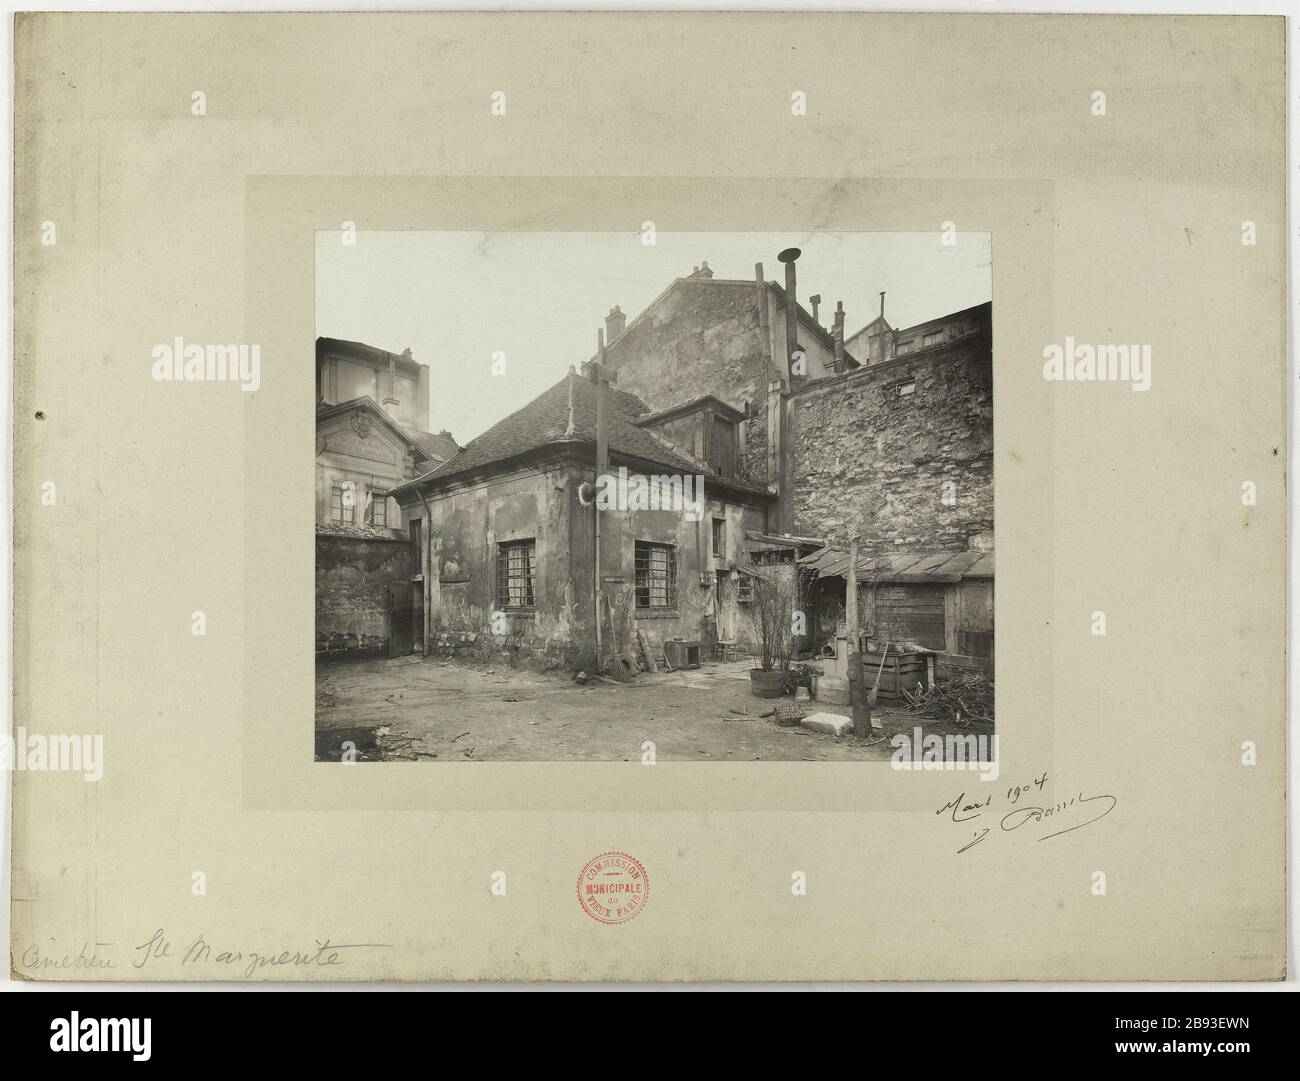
<box><xmin>787</xmin><ymin>336</ymin><xmax>993</xmax><ymax>554</ymax></box>
<box><xmin>315</xmin><ymin>534</ymin><xmax>415</xmax><ymax>652</ymax></box>
<box><xmin>604</xmin><ymin>281</ymin><xmax>771</xmax><ymax>487</ymax></box>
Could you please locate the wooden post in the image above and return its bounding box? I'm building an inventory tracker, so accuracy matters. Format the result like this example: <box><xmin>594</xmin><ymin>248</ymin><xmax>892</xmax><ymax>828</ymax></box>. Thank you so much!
<box><xmin>844</xmin><ymin>536</ymin><xmax>870</xmax><ymax>736</ymax></box>
<box><xmin>847</xmin><ymin>640</ymin><xmax>871</xmax><ymax>738</ymax></box>
<box><xmin>845</xmin><ymin>536</ymin><xmax>859</xmax><ymax>640</ymax></box>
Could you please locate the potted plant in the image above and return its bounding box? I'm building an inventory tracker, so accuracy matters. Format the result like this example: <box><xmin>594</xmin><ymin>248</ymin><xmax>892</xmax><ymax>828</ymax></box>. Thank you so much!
<box><xmin>745</xmin><ymin>570</ymin><xmax>796</xmax><ymax>698</ymax></box>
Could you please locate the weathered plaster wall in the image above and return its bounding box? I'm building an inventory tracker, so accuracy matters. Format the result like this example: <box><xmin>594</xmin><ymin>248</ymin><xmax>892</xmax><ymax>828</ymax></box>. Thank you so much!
<box><xmin>410</xmin><ymin>465</ymin><xmax>582</xmax><ymax>665</ymax></box>
<box><xmin>315</xmin><ymin>534</ymin><xmax>415</xmax><ymax>651</ymax></box>
<box><xmin>769</xmin><ymin>292</ymin><xmax>838</xmax><ymax>383</ymax></box>
<box><xmin>604</xmin><ymin>281</ymin><xmax>772</xmax><ymax>487</ymax></box>
<box><xmin>787</xmin><ymin>335</ymin><xmax>993</xmax><ymax>554</ymax></box>
<box><xmin>593</xmin><ymin>492</ymin><xmax>766</xmax><ymax>659</ymax></box>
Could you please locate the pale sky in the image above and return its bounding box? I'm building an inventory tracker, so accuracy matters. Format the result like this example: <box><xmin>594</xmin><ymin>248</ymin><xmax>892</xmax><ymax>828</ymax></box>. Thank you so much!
<box><xmin>316</xmin><ymin>231</ymin><xmax>991</xmax><ymax>444</ymax></box>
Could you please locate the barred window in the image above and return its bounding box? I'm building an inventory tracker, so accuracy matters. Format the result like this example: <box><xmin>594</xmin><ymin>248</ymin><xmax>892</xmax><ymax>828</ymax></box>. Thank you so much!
<box><xmin>737</xmin><ymin>572</ymin><xmax>753</xmax><ymax>602</ymax></box>
<box><xmin>635</xmin><ymin>541</ymin><xmax>676</xmax><ymax>609</ymax></box>
<box><xmin>330</xmin><ymin>482</ymin><xmax>355</xmax><ymax>524</ymax></box>
<box><xmin>367</xmin><ymin>488</ymin><xmax>389</xmax><ymax>528</ymax></box>
<box><xmin>496</xmin><ymin>539</ymin><xmax>536</xmax><ymax>609</ymax></box>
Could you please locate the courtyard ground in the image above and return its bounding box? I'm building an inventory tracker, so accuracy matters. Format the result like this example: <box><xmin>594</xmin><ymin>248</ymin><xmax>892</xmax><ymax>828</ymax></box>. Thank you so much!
<box><xmin>315</xmin><ymin>656</ymin><xmax>992</xmax><ymax>762</ymax></box>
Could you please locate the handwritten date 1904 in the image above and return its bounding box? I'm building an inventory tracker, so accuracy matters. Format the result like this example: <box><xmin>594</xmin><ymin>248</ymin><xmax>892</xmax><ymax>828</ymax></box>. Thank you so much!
<box><xmin>936</xmin><ymin>771</ymin><xmax>1118</xmax><ymax>854</ymax></box>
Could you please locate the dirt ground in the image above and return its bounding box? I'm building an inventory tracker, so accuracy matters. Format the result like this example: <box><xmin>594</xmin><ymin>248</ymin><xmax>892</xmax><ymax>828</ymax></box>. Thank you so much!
<box><xmin>315</xmin><ymin>656</ymin><xmax>992</xmax><ymax>762</ymax></box>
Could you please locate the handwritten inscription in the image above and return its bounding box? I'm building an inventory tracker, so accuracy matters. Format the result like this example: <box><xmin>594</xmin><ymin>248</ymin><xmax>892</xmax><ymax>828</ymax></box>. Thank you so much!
<box><xmin>937</xmin><ymin>771</ymin><xmax>1118</xmax><ymax>854</ymax></box>
<box><xmin>18</xmin><ymin>930</ymin><xmax>391</xmax><ymax>980</ymax></box>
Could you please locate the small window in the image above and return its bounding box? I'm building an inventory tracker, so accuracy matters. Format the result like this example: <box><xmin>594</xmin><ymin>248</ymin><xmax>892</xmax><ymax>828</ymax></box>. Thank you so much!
<box><xmin>367</xmin><ymin>488</ymin><xmax>389</xmax><ymax>528</ymax></box>
<box><xmin>737</xmin><ymin>572</ymin><xmax>753</xmax><ymax>603</ymax></box>
<box><xmin>922</xmin><ymin>331</ymin><xmax>943</xmax><ymax>347</ymax></box>
<box><xmin>712</xmin><ymin>517</ymin><xmax>726</xmax><ymax>558</ymax></box>
<box><xmin>635</xmin><ymin>541</ymin><xmax>677</xmax><ymax>609</ymax></box>
<box><xmin>898</xmin><ymin>381</ymin><xmax>916</xmax><ymax>397</ymax></box>
<box><xmin>898</xmin><ymin>339</ymin><xmax>914</xmax><ymax>354</ymax></box>
<box><xmin>330</xmin><ymin>481</ymin><xmax>355</xmax><ymax>524</ymax></box>
<box><xmin>496</xmin><ymin>539</ymin><xmax>536</xmax><ymax>609</ymax></box>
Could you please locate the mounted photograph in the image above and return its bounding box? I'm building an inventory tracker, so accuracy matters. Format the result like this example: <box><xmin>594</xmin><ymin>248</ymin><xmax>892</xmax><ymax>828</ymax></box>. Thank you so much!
<box><xmin>313</xmin><ymin>232</ymin><xmax>993</xmax><ymax>763</ymax></box>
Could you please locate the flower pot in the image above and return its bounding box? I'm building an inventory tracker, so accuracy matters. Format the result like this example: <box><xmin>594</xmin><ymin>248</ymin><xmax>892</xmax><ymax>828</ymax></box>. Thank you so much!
<box><xmin>749</xmin><ymin>668</ymin><xmax>787</xmax><ymax>698</ymax></box>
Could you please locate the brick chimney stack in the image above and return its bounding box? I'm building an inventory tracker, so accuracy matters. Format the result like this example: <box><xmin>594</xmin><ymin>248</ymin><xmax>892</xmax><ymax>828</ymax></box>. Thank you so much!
<box><xmin>604</xmin><ymin>305</ymin><xmax>626</xmax><ymax>343</ymax></box>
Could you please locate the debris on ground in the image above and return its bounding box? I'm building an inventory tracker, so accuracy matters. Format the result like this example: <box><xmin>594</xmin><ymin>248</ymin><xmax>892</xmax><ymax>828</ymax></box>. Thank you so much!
<box><xmin>800</xmin><ymin>712</ymin><xmax>854</xmax><ymax>738</ymax></box>
<box><xmin>901</xmin><ymin>673</ymin><xmax>994</xmax><ymax>725</ymax></box>
<box><xmin>773</xmin><ymin>702</ymin><xmax>806</xmax><ymax>727</ymax></box>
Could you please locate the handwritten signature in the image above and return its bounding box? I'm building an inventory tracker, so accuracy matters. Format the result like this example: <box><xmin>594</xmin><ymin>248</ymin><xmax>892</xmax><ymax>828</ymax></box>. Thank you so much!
<box><xmin>126</xmin><ymin>928</ymin><xmax>393</xmax><ymax>979</ymax></box>
<box><xmin>937</xmin><ymin>770</ymin><xmax>1117</xmax><ymax>854</ymax></box>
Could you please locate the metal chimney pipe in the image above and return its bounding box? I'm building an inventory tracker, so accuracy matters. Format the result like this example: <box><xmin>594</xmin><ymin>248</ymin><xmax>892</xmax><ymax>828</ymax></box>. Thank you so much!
<box><xmin>833</xmin><ymin>301</ymin><xmax>846</xmax><ymax>371</ymax></box>
<box><xmin>777</xmin><ymin>247</ymin><xmax>801</xmax><ymax>376</ymax></box>
<box><xmin>593</xmin><ymin>328</ymin><xmax>609</xmax><ymax>671</ymax></box>
<box><xmin>595</xmin><ymin>329</ymin><xmax>608</xmax><ymax>472</ymax></box>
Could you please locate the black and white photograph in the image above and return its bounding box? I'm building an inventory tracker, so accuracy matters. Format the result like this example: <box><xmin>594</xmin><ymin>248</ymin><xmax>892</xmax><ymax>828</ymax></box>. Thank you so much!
<box><xmin>314</xmin><ymin>232</ymin><xmax>994</xmax><ymax>763</ymax></box>
<box><xmin>6</xmin><ymin>3</ymin><xmax>1289</xmax><ymax>1012</ymax></box>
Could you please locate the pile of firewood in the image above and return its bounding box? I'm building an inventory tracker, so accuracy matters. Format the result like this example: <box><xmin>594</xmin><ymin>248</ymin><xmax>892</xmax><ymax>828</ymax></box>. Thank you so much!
<box><xmin>901</xmin><ymin>672</ymin><xmax>994</xmax><ymax>725</ymax></box>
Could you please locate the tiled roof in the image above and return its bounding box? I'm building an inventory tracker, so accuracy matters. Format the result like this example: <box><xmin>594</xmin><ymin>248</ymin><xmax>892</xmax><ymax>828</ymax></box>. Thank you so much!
<box><xmin>393</xmin><ymin>372</ymin><xmax>768</xmax><ymax>496</ymax></box>
<box><xmin>316</xmin><ymin>521</ymin><xmax>408</xmax><ymax>541</ymax></box>
<box><xmin>403</xmin><ymin>427</ymin><xmax>460</xmax><ymax>462</ymax></box>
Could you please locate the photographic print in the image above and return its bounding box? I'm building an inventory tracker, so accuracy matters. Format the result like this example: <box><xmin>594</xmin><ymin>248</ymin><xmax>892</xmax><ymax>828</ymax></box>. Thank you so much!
<box><xmin>313</xmin><ymin>232</ymin><xmax>993</xmax><ymax>764</ymax></box>
<box><xmin>9</xmin><ymin>10</ymin><xmax>1286</xmax><ymax>991</ymax></box>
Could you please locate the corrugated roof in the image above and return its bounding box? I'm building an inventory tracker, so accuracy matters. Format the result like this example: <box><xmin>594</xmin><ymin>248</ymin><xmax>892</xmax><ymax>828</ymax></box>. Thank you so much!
<box><xmin>393</xmin><ymin>372</ymin><xmax>768</xmax><ymax>496</ymax></box>
<box><xmin>799</xmin><ymin>547</ymin><xmax>994</xmax><ymax>583</ymax></box>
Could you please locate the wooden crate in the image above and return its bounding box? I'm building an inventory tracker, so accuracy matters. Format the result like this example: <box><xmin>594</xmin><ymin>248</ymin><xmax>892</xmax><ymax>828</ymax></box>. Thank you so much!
<box><xmin>859</xmin><ymin>649</ymin><xmax>927</xmax><ymax>700</ymax></box>
<box><xmin>663</xmin><ymin>639</ymin><xmax>701</xmax><ymax>670</ymax></box>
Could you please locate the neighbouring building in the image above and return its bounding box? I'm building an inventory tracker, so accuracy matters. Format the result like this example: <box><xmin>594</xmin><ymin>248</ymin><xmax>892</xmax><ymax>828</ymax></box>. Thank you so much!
<box><xmin>315</xmin><ymin>337</ymin><xmax>458</xmax><ymax>660</ymax></box>
<box><xmin>793</xmin><ymin>300</ymin><xmax>994</xmax><ymax>672</ymax></box>
<box><xmin>388</xmin><ymin>248</ymin><xmax>993</xmax><ymax>672</ymax></box>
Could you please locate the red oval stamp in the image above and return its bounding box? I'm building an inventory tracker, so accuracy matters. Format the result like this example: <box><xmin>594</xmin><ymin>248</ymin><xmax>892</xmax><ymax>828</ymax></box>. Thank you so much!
<box><xmin>577</xmin><ymin>851</ymin><xmax>649</xmax><ymax>924</ymax></box>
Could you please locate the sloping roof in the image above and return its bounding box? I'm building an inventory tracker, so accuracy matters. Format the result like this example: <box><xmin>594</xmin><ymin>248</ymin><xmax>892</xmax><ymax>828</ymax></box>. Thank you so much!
<box><xmin>317</xmin><ymin>336</ymin><xmax>424</xmax><ymax>375</ymax></box>
<box><xmin>403</xmin><ymin>427</ymin><xmax>459</xmax><ymax>462</ymax></box>
<box><xmin>800</xmin><ymin>547</ymin><xmax>994</xmax><ymax>583</ymax></box>
<box><xmin>316</xmin><ymin>521</ymin><xmax>408</xmax><ymax>542</ymax></box>
<box><xmin>393</xmin><ymin>372</ymin><xmax>769</xmax><ymax>497</ymax></box>
<box><xmin>634</xmin><ymin>394</ymin><xmax>747</xmax><ymax>427</ymax></box>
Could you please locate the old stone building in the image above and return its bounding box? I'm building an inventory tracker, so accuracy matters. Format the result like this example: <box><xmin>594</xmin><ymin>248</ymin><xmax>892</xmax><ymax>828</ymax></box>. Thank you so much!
<box><xmin>391</xmin><ymin>370</ymin><xmax>771</xmax><ymax>669</ymax></box>
<box><xmin>388</xmin><ymin>249</ymin><xmax>993</xmax><ymax>671</ymax></box>
<box><xmin>315</xmin><ymin>337</ymin><xmax>458</xmax><ymax>659</ymax></box>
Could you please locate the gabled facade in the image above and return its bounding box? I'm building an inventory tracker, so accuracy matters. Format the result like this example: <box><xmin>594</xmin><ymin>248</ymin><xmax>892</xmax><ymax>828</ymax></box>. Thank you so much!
<box><xmin>315</xmin><ymin>337</ymin><xmax>459</xmax><ymax>661</ymax></box>
<box><xmin>314</xmin><ymin>338</ymin><xmax>459</xmax><ymax>537</ymax></box>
